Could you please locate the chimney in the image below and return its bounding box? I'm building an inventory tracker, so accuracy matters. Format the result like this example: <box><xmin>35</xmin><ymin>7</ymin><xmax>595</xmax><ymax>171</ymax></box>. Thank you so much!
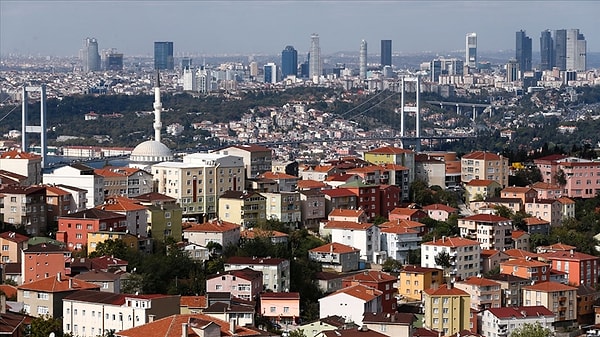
<box><xmin>229</xmin><ymin>318</ymin><xmax>236</xmax><ymax>334</ymax></box>
<box><xmin>68</xmin><ymin>278</ymin><xmax>73</xmax><ymax>289</ymax></box>
<box><xmin>56</xmin><ymin>272</ymin><xmax>62</xmax><ymax>282</ymax></box>
<box><xmin>182</xmin><ymin>323</ymin><xmax>188</xmax><ymax>337</ymax></box>
<box><xmin>148</xmin><ymin>314</ymin><xmax>156</xmax><ymax>322</ymax></box>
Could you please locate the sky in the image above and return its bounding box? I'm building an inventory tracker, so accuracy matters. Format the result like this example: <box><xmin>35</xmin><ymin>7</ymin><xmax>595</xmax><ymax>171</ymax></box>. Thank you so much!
<box><xmin>1</xmin><ymin>1</ymin><xmax>599</xmax><ymax>57</ymax></box>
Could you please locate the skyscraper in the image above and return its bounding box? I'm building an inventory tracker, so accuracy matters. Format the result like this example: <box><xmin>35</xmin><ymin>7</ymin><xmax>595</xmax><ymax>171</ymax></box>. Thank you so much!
<box><xmin>540</xmin><ymin>30</ymin><xmax>554</xmax><ymax>71</ymax></box>
<box><xmin>515</xmin><ymin>30</ymin><xmax>532</xmax><ymax>73</ymax></box>
<box><xmin>554</xmin><ymin>29</ymin><xmax>567</xmax><ymax>70</ymax></box>
<box><xmin>465</xmin><ymin>33</ymin><xmax>477</xmax><ymax>69</ymax></box>
<box><xmin>359</xmin><ymin>40</ymin><xmax>367</xmax><ymax>79</ymax></box>
<box><xmin>264</xmin><ymin>63</ymin><xmax>278</xmax><ymax>84</ymax></box>
<box><xmin>309</xmin><ymin>34</ymin><xmax>321</xmax><ymax>82</ymax></box>
<box><xmin>381</xmin><ymin>40</ymin><xmax>392</xmax><ymax>67</ymax></box>
<box><xmin>80</xmin><ymin>37</ymin><xmax>101</xmax><ymax>72</ymax></box>
<box><xmin>281</xmin><ymin>45</ymin><xmax>298</xmax><ymax>78</ymax></box>
<box><xmin>566</xmin><ymin>29</ymin><xmax>586</xmax><ymax>71</ymax></box>
<box><xmin>506</xmin><ymin>59</ymin><xmax>520</xmax><ymax>82</ymax></box>
<box><xmin>154</xmin><ymin>41</ymin><xmax>174</xmax><ymax>70</ymax></box>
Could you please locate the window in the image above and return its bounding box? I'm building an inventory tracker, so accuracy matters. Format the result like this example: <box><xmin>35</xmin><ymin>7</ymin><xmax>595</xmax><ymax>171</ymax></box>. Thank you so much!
<box><xmin>37</xmin><ymin>293</ymin><xmax>49</xmax><ymax>300</ymax></box>
<box><xmin>284</xmin><ymin>307</ymin><xmax>290</xmax><ymax>313</ymax></box>
<box><xmin>23</xmin><ymin>291</ymin><xmax>30</xmax><ymax>298</ymax></box>
<box><xmin>1</xmin><ymin>245</ymin><xmax>8</xmax><ymax>251</ymax></box>
<box><xmin>270</xmin><ymin>306</ymin><xmax>276</xmax><ymax>313</ymax></box>
<box><xmin>37</xmin><ymin>306</ymin><xmax>49</xmax><ymax>315</ymax></box>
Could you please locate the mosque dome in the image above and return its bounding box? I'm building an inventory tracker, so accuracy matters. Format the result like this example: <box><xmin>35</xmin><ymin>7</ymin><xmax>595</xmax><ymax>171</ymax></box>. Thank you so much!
<box><xmin>130</xmin><ymin>140</ymin><xmax>173</xmax><ymax>164</ymax></box>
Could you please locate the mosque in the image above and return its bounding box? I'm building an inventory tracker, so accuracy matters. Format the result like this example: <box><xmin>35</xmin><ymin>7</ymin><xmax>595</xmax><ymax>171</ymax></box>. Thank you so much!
<box><xmin>129</xmin><ymin>72</ymin><xmax>173</xmax><ymax>170</ymax></box>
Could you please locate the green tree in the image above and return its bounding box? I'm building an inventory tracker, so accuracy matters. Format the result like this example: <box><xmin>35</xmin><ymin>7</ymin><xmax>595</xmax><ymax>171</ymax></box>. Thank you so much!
<box><xmin>88</xmin><ymin>239</ymin><xmax>130</xmax><ymax>259</ymax></box>
<box><xmin>289</xmin><ymin>329</ymin><xmax>308</xmax><ymax>337</ymax></box>
<box><xmin>510</xmin><ymin>322</ymin><xmax>552</xmax><ymax>337</ymax></box>
<box><xmin>381</xmin><ymin>257</ymin><xmax>402</xmax><ymax>272</ymax></box>
<box><xmin>434</xmin><ymin>251</ymin><xmax>452</xmax><ymax>277</ymax></box>
<box><xmin>28</xmin><ymin>315</ymin><xmax>64</xmax><ymax>337</ymax></box>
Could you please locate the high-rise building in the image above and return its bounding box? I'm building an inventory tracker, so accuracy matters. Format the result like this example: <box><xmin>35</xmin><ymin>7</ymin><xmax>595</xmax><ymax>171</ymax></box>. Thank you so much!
<box><xmin>264</xmin><ymin>63</ymin><xmax>278</xmax><ymax>84</ymax></box>
<box><xmin>566</xmin><ymin>29</ymin><xmax>586</xmax><ymax>71</ymax></box>
<box><xmin>154</xmin><ymin>41</ymin><xmax>174</xmax><ymax>70</ymax></box>
<box><xmin>359</xmin><ymin>40</ymin><xmax>367</xmax><ymax>79</ymax></box>
<box><xmin>101</xmin><ymin>49</ymin><xmax>123</xmax><ymax>71</ymax></box>
<box><xmin>309</xmin><ymin>33</ymin><xmax>322</xmax><ymax>82</ymax></box>
<box><xmin>430</xmin><ymin>58</ymin><xmax>464</xmax><ymax>83</ymax></box>
<box><xmin>381</xmin><ymin>40</ymin><xmax>392</xmax><ymax>67</ymax></box>
<box><xmin>506</xmin><ymin>59</ymin><xmax>520</xmax><ymax>82</ymax></box>
<box><xmin>540</xmin><ymin>30</ymin><xmax>554</xmax><ymax>71</ymax></box>
<box><xmin>554</xmin><ymin>29</ymin><xmax>567</xmax><ymax>70</ymax></box>
<box><xmin>465</xmin><ymin>33</ymin><xmax>477</xmax><ymax>70</ymax></box>
<box><xmin>80</xmin><ymin>37</ymin><xmax>101</xmax><ymax>72</ymax></box>
<box><xmin>181</xmin><ymin>57</ymin><xmax>192</xmax><ymax>70</ymax></box>
<box><xmin>281</xmin><ymin>45</ymin><xmax>298</xmax><ymax>78</ymax></box>
<box><xmin>515</xmin><ymin>30</ymin><xmax>532</xmax><ymax>72</ymax></box>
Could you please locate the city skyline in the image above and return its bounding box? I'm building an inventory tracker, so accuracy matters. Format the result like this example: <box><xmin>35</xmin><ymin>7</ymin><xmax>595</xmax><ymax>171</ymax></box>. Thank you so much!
<box><xmin>1</xmin><ymin>1</ymin><xmax>599</xmax><ymax>57</ymax></box>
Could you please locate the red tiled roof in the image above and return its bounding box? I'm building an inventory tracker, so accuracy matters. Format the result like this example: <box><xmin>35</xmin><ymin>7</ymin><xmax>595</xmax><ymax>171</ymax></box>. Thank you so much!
<box><xmin>512</xmin><ymin>230</ymin><xmax>529</xmax><ymax>239</ymax></box>
<box><xmin>462</xmin><ymin>151</ymin><xmax>503</xmax><ymax>160</ymax></box>
<box><xmin>557</xmin><ymin>197</ymin><xmax>575</xmax><ymax>204</ymax></box>
<box><xmin>389</xmin><ymin>207</ymin><xmax>425</xmax><ymax>216</ymax></box>
<box><xmin>260</xmin><ymin>292</ymin><xmax>300</xmax><ymax>299</ymax></box>
<box><xmin>422</xmin><ymin>204</ymin><xmax>458</xmax><ymax>213</ymax></box>
<box><xmin>323</xmin><ymin>221</ymin><xmax>374</xmax><ymax>230</ymax></box>
<box><xmin>0</xmin><ymin>150</ymin><xmax>41</xmax><ymax>159</ymax></box>
<box><xmin>503</xmin><ymin>249</ymin><xmax>540</xmax><ymax>259</ymax></box>
<box><xmin>326</xmin><ymin>284</ymin><xmax>383</xmax><ymax>302</ymax></box>
<box><xmin>260</xmin><ymin>172</ymin><xmax>297</xmax><ymax>180</ymax></box>
<box><xmin>367</xmin><ymin>146</ymin><xmax>413</xmax><ymax>155</ymax></box>
<box><xmin>329</xmin><ymin>209</ymin><xmax>365</xmax><ymax>218</ymax></box>
<box><xmin>461</xmin><ymin>214</ymin><xmax>510</xmax><ymax>222</ymax></box>
<box><xmin>466</xmin><ymin>179</ymin><xmax>497</xmax><ymax>187</ymax></box>
<box><xmin>297</xmin><ymin>179</ymin><xmax>327</xmax><ymax>189</ymax></box>
<box><xmin>501</xmin><ymin>258</ymin><xmax>548</xmax><ymax>268</ymax></box>
<box><xmin>309</xmin><ymin>242</ymin><xmax>359</xmax><ymax>254</ymax></box>
<box><xmin>380</xmin><ymin>226</ymin><xmax>419</xmax><ymax>234</ymax></box>
<box><xmin>379</xmin><ymin>219</ymin><xmax>424</xmax><ymax>230</ymax></box>
<box><xmin>486</xmin><ymin>306</ymin><xmax>554</xmax><ymax>319</ymax></box>
<box><xmin>458</xmin><ymin>276</ymin><xmax>500</xmax><ymax>287</ymax></box>
<box><xmin>241</xmin><ymin>228</ymin><xmax>288</xmax><ymax>239</ymax></box>
<box><xmin>424</xmin><ymin>284</ymin><xmax>468</xmax><ymax>296</ymax></box>
<box><xmin>524</xmin><ymin>217</ymin><xmax>550</xmax><ymax>226</ymax></box>
<box><xmin>18</xmin><ymin>275</ymin><xmax>100</xmax><ymax>292</ymax></box>
<box><xmin>0</xmin><ymin>284</ymin><xmax>17</xmax><ymax>298</ymax></box>
<box><xmin>0</xmin><ymin>231</ymin><xmax>29</xmax><ymax>243</ymax></box>
<box><xmin>541</xmin><ymin>250</ymin><xmax>599</xmax><ymax>262</ymax></box>
<box><xmin>343</xmin><ymin>270</ymin><xmax>396</xmax><ymax>283</ymax></box>
<box><xmin>183</xmin><ymin>221</ymin><xmax>240</xmax><ymax>233</ymax></box>
<box><xmin>480</xmin><ymin>249</ymin><xmax>502</xmax><ymax>258</ymax></box>
<box><xmin>180</xmin><ymin>295</ymin><xmax>206</xmax><ymax>308</ymax></box>
<box><xmin>423</xmin><ymin>236</ymin><xmax>479</xmax><ymax>247</ymax></box>
<box><xmin>523</xmin><ymin>281</ymin><xmax>577</xmax><ymax>292</ymax></box>
<box><xmin>322</xmin><ymin>188</ymin><xmax>356</xmax><ymax>197</ymax></box>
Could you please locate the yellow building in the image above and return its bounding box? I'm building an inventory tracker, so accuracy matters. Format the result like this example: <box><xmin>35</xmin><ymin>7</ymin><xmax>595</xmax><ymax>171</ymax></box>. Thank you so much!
<box><xmin>460</xmin><ymin>151</ymin><xmax>509</xmax><ymax>187</ymax></box>
<box><xmin>423</xmin><ymin>284</ymin><xmax>470</xmax><ymax>336</ymax></box>
<box><xmin>399</xmin><ymin>265</ymin><xmax>444</xmax><ymax>302</ymax></box>
<box><xmin>364</xmin><ymin>146</ymin><xmax>415</xmax><ymax>183</ymax></box>
<box><xmin>87</xmin><ymin>231</ymin><xmax>139</xmax><ymax>254</ymax></box>
<box><xmin>218</xmin><ymin>190</ymin><xmax>266</xmax><ymax>228</ymax></box>
<box><xmin>522</xmin><ymin>281</ymin><xmax>578</xmax><ymax>323</ymax></box>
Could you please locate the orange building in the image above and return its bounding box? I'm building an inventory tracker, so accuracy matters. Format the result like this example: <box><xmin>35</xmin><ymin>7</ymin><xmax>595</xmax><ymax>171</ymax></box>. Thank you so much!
<box><xmin>540</xmin><ymin>250</ymin><xmax>600</xmax><ymax>288</ymax></box>
<box><xmin>500</xmin><ymin>258</ymin><xmax>550</xmax><ymax>283</ymax></box>
<box><xmin>56</xmin><ymin>208</ymin><xmax>127</xmax><ymax>251</ymax></box>
<box><xmin>342</xmin><ymin>270</ymin><xmax>397</xmax><ymax>313</ymax></box>
<box><xmin>22</xmin><ymin>242</ymin><xmax>70</xmax><ymax>285</ymax></box>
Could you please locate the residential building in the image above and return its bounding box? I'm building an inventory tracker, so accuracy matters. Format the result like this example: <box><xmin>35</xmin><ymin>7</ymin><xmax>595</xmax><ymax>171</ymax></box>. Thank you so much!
<box><xmin>455</xmin><ymin>277</ymin><xmax>502</xmax><ymax>311</ymax></box>
<box><xmin>43</xmin><ymin>163</ymin><xmax>105</xmax><ymax>207</ymax></box>
<box><xmin>398</xmin><ymin>265</ymin><xmax>443</xmax><ymax>302</ymax></box>
<box><xmin>364</xmin><ymin>146</ymin><xmax>415</xmax><ymax>184</ymax></box>
<box><xmin>534</xmin><ymin>155</ymin><xmax>600</xmax><ymax>199</ymax></box>
<box><xmin>45</xmin><ymin>184</ymin><xmax>79</xmax><ymax>228</ymax></box>
<box><xmin>0</xmin><ymin>231</ymin><xmax>29</xmax><ymax>264</ymax></box>
<box><xmin>206</xmin><ymin>268</ymin><xmax>263</xmax><ymax>301</ymax></box>
<box><xmin>362</xmin><ymin>312</ymin><xmax>415</xmax><ymax>337</ymax></box>
<box><xmin>55</xmin><ymin>184</ymin><xmax>88</xmax><ymax>212</ymax></box>
<box><xmin>380</xmin><ymin>164</ymin><xmax>411</xmax><ymax>201</ymax></box>
<box><xmin>131</xmin><ymin>192</ymin><xmax>183</xmax><ymax>242</ymax></box>
<box><xmin>480</xmin><ymin>306</ymin><xmax>554</xmax><ymax>337</ymax></box>
<box><xmin>479</xmin><ymin>249</ymin><xmax>509</xmax><ymax>275</ymax></box>
<box><xmin>379</xmin><ymin>219</ymin><xmax>426</xmax><ymax>237</ymax></box>
<box><xmin>323</xmin><ymin>221</ymin><xmax>381</xmax><ymax>263</ymax></box>
<box><xmin>319</xmin><ymin>284</ymin><xmax>382</xmax><ymax>326</ymax></box>
<box><xmin>96</xmin><ymin>196</ymin><xmax>149</xmax><ymax>236</ymax></box>
<box><xmin>218</xmin><ymin>190</ymin><xmax>266</xmax><ymax>228</ymax></box>
<box><xmin>317</xmin><ymin>327</ymin><xmax>390</xmax><ymax>337</ymax></box>
<box><xmin>63</xmin><ymin>290</ymin><xmax>180</xmax><ymax>336</ymax></box>
<box><xmin>94</xmin><ymin>167</ymin><xmax>153</xmax><ymax>198</ymax></box>
<box><xmin>308</xmin><ymin>242</ymin><xmax>360</xmax><ymax>273</ymax></box>
<box><xmin>415</xmin><ymin>154</ymin><xmax>446</xmax><ymax>188</ymax></box>
<box><xmin>388</xmin><ymin>207</ymin><xmax>427</xmax><ymax>222</ymax></box>
<box><xmin>338</xmin><ymin>181</ymin><xmax>380</xmax><ymax>222</ymax></box>
<box><xmin>56</xmin><ymin>208</ymin><xmax>127</xmax><ymax>251</ymax></box>
<box><xmin>177</xmin><ymin>242</ymin><xmax>210</xmax><ymax>262</ymax></box>
<box><xmin>500</xmin><ymin>186</ymin><xmax>537</xmax><ymax>205</ymax></box>
<box><xmin>212</xmin><ymin>145</ymin><xmax>272</xmax><ymax>179</ymax></box>
<box><xmin>421</xmin><ymin>237</ymin><xmax>481</xmax><ymax>281</ymax></box>
<box><xmin>524</xmin><ymin>199</ymin><xmax>563</xmax><ymax>227</ymax></box>
<box><xmin>342</xmin><ymin>271</ymin><xmax>397</xmax><ymax>313</ymax></box>
<box><xmin>259</xmin><ymin>172</ymin><xmax>299</xmax><ymax>192</ymax></box>
<box><xmin>152</xmin><ymin>153</ymin><xmax>245</xmax><ymax>219</ymax></box>
<box><xmin>423</xmin><ymin>284</ymin><xmax>470</xmax><ymax>336</ymax></box>
<box><xmin>486</xmin><ymin>274</ymin><xmax>531</xmax><ymax>307</ymax></box>
<box><xmin>297</xmin><ymin>315</ymin><xmax>358</xmax><ymax>337</ymax></box>
<box><xmin>183</xmin><ymin>220</ymin><xmax>240</xmax><ymax>249</ymax></box>
<box><xmin>0</xmin><ymin>185</ymin><xmax>46</xmax><ymax>235</ymax></box>
<box><xmin>461</xmin><ymin>152</ymin><xmax>509</xmax><ymax>187</ymax></box>
<box><xmin>328</xmin><ymin>209</ymin><xmax>368</xmax><ymax>223</ymax></box>
<box><xmin>0</xmin><ymin>150</ymin><xmax>42</xmax><ymax>185</ymax></box>
<box><xmin>512</xmin><ymin>231</ymin><xmax>530</xmax><ymax>251</ymax></box>
<box><xmin>557</xmin><ymin>197</ymin><xmax>576</xmax><ymax>220</ymax></box>
<box><xmin>202</xmin><ymin>300</ymin><xmax>256</xmax><ymax>328</ymax></box>
<box><xmin>73</xmin><ymin>270</ymin><xmax>124</xmax><ymax>293</ymax></box>
<box><xmin>380</xmin><ymin>224</ymin><xmax>421</xmax><ymax>265</ymax></box>
<box><xmin>500</xmin><ymin>258</ymin><xmax>550</xmax><ymax>283</ymax></box>
<box><xmin>379</xmin><ymin>185</ymin><xmax>401</xmax><ymax>217</ymax></box>
<box><xmin>300</xmin><ymin>190</ymin><xmax>326</xmax><ymax>229</ymax></box>
<box><xmin>464</xmin><ymin>180</ymin><xmax>502</xmax><ymax>204</ymax></box>
<box><xmin>522</xmin><ymin>281</ymin><xmax>578</xmax><ymax>324</ymax></box>
<box><xmin>260</xmin><ymin>292</ymin><xmax>300</xmax><ymax>326</ymax></box>
<box><xmin>531</xmin><ymin>182</ymin><xmax>562</xmax><ymax>199</ymax></box>
<box><xmin>422</xmin><ymin>204</ymin><xmax>458</xmax><ymax>222</ymax></box>
<box><xmin>87</xmin><ymin>231</ymin><xmax>140</xmax><ymax>255</ymax></box>
<box><xmin>17</xmin><ymin>274</ymin><xmax>99</xmax><ymax>318</ymax></box>
<box><xmin>458</xmin><ymin>214</ymin><xmax>513</xmax><ymax>251</ymax></box>
<box><xmin>262</xmin><ymin>192</ymin><xmax>302</xmax><ymax>227</ymax></box>
<box><xmin>322</xmin><ymin>189</ymin><xmax>357</xmax><ymax>215</ymax></box>
<box><xmin>524</xmin><ymin>217</ymin><xmax>551</xmax><ymax>235</ymax></box>
<box><xmin>21</xmin><ymin>242</ymin><xmax>70</xmax><ymax>285</ymax></box>
<box><xmin>540</xmin><ymin>250</ymin><xmax>600</xmax><ymax>288</ymax></box>
<box><xmin>224</xmin><ymin>256</ymin><xmax>289</xmax><ymax>292</ymax></box>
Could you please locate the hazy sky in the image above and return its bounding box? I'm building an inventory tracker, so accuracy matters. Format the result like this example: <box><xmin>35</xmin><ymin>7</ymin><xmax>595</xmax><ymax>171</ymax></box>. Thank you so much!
<box><xmin>1</xmin><ymin>1</ymin><xmax>599</xmax><ymax>57</ymax></box>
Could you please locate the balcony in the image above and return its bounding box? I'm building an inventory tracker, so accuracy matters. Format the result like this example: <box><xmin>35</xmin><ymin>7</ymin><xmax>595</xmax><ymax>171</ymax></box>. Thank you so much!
<box><xmin>559</xmin><ymin>296</ymin><xmax>567</xmax><ymax>302</ymax></box>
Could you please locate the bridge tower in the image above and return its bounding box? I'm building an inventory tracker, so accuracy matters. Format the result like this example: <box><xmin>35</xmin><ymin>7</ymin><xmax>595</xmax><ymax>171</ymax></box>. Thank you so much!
<box><xmin>21</xmin><ymin>85</ymin><xmax>47</xmax><ymax>168</ymax></box>
<box><xmin>399</xmin><ymin>76</ymin><xmax>421</xmax><ymax>151</ymax></box>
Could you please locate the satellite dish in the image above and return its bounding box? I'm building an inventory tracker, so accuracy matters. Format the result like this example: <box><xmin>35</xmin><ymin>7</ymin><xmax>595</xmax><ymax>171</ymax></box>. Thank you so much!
<box><xmin>50</xmin><ymin>333</ymin><xmax>56</xmax><ymax>337</ymax></box>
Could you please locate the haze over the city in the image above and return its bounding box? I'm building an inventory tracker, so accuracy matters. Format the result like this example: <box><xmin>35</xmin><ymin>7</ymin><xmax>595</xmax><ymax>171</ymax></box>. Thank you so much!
<box><xmin>1</xmin><ymin>0</ymin><xmax>599</xmax><ymax>57</ymax></box>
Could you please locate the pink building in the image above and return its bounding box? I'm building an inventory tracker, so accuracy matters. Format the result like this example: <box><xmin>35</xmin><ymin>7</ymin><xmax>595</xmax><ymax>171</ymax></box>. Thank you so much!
<box><xmin>260</xmin><ymin>292</ymin><xmax>300</xmax><ymax>326</ymax></box>
<box><xmin>206</xmin><ymin>268</ymin><xmax>263</xmax><ymax>301</ymax></box>
<box><xmin>534</xmin><ymin>155</ymin><xmax>600</xmax><ymax>199</ymax></box>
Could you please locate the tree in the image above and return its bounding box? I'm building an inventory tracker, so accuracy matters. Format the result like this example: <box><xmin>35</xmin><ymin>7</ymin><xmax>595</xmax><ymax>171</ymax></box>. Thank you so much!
<box><xmin>381</xmin><ymin>257</ymin><xmax>402</xmax><ymax>273</ymax></box>
<box><xmin>88</xmin><ymin>239</ymin><xmax>129</xmax><ymax>259</ymax></box>
<box><xmin>28</xmin><ymin>315</ymin><xmax>64</xmax><ymax>337</ymax></box>
<box><xmin>289</xmin><ymin>329</ymin><xmax>308</xmax><ymax>337</ymax></box>
<box><xmin>434</xmin><ymin>251</ymin><xmax>452</xmax><ymax>277</ymax></box>
<box><xmin>510</xmin><ymin>322</ymin><xmax>552</xmax><ymax>337</ymax></box>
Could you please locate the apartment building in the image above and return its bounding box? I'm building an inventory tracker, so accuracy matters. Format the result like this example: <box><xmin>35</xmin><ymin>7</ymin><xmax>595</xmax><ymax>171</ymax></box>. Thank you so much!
<box><xmin>458</xmin><ymin>214</ymin><xmax>513</xmax><ymax>251</ymax></box>
<box><xmin>461</xmin><ymin>151</ymin><xmax>509</xmax><ymax>187</ymax></box>
<box><xmin>421</xmin><ymin>237</ymin><xmax>481</xmax><ymax>281</ymax></box>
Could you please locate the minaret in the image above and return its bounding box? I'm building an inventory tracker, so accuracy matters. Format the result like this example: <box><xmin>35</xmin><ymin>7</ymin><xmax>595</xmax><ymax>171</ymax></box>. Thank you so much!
<box><xmin>360</xmin><ymin>39</ymin><xmax>367</xmax><ymax>79</ymax></box>
<box><xmin>153</xmin><ymin>71</ymin><xmax>163</xmax><ymax>143</ymax></box>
